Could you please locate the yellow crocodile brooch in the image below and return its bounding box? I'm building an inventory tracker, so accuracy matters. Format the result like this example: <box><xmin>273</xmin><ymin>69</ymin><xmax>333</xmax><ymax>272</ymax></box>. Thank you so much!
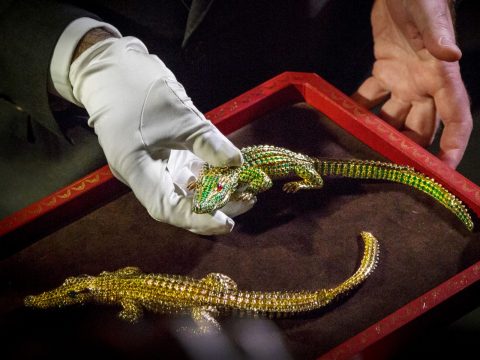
<box><xmin>25</xmin><ymin>232</ymin><xmax>378</xmax><ymax>330</ymax></box>
<box><xmin>190</xmin><ymin>145</ymin><xmax>473</xmax><ymax>231</ymax></box>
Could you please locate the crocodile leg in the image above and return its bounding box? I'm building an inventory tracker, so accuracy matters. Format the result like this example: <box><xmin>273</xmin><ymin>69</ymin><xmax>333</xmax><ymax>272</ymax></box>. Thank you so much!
<box><xmin>235</xmin><ymin>168</ymin><xmax>273</xmax><ymax>201</ymax></box>
<box><xmin>118</xmin><ymin>299</ymin><xmax>143</xmax><ymax>322</ymax></box>
<box><xmin>283</xmin><ymin>165</ymin><xmax>324</xmax><ymax>193</ymax></box>
<box><xmin>201</xmin><ymin>273</ymin><xmax>238</xmax><ymax>291</ymax></box>
<box><xmin>191</xmin><ymin>306</ymin><xmax>222</xmax><ymax>333</ymax></box>
<box><xmin>186</xmin><ymin>273</ymin><xmax>238</xmax><ymax>333</ymax></box>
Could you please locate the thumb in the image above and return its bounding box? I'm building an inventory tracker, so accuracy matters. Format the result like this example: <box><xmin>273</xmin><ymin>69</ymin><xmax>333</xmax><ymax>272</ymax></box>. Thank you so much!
<box><xmin>410</xmin><ymin>0</ymin><xmax>461</xmax><ymax>61</ymax></box>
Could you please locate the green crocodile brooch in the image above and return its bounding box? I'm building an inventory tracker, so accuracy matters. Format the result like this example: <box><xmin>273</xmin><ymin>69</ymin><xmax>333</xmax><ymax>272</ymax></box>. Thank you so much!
<box><xmin>190</xmin><ymin>145</ymin><xmax>473</xmax><ymax>231</ymax></box>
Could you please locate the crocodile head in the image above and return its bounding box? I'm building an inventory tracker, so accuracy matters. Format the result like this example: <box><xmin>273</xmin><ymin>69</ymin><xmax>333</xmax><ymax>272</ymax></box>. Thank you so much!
<box><xmin>25</xmin><ymin>275</ymin><xmax>95</xmax><ymax>309</ymax></box>
<box><xmin>191</xmin><ymin>164</ymin><xmax>241</xmax><ymax>214</ymax></box>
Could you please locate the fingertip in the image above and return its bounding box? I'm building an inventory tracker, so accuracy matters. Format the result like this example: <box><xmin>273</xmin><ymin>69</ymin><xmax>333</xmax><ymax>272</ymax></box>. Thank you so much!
<box><xmin>193</xmin><ymin>128</ymin><xmax>243</xmax><ymax>167</ymax></box>
<box><xmin>152</xmin><ymin>192</ymin><xmax>235</xmax><ymax>235</ymax></box>
<box><xmin>410</xmin><ymin>0</ymin><xmax>461</xmax><ymax>62</ymax></box>
<box><xmin>431</xmin><ymin>36</ymin><xmax>462</xmax><ymax>62</ymax></box>
<box><xmin>221</xmin><ymin>144</ymin><xmax>243</xmax><ymax>167</ymax></box>
<box><xmin>350</xmin><ymin>91</ymin><xmax>369</xmax><ymax>107</ymax></box>
<box><xmin>351</xmin><ymin>77</ymin><xmax>389</xmax><ymax>109</ymax></box>
<box><xmin>210</xmin><ymin>210</ymin><xmax>235</xmax><ymax>233</ymax></box>
<box><xmin>224</xmin><ymin>215</ymin><xmax>235</xmax><ymax>232</ymax></box>
<box><xmin>422</xmin><ymin>23</ymin><xmax>461</xmax><ymax>61</ymax></box>
<box><xmin>220</xmin><ymin>197</ymin><xmax>257</xmax><ymax>218</ymax></box>
<box><xmin>193</xmin><ymin>211</ymin><xmax>234</xmax><ymax>235</ymax></box>
<box><xmin>402</xmin><ymin>129</ymin><xmax>434</xmax><ymax>148</ymax></box>
<box><xmin>438</xmin><ymin>149</ymin><xmax>462</xmax><ymax>169</ymax></box>
<box><xmin>439</xmin><ymin>36</ymin><xmax>462</xmax><ymax>55</ymax></box>
<box><xmin>181</xmin><ymin>195</ymin><xmax>235</xmax><ymax>235</ymax></box>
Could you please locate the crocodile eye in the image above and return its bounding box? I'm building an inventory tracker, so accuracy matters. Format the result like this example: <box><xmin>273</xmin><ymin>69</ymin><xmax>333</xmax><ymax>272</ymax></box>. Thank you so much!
<box><xmin>67</xmin><ymin>291</ymin><xmax>77</xmax><ymax>298</ymax></box>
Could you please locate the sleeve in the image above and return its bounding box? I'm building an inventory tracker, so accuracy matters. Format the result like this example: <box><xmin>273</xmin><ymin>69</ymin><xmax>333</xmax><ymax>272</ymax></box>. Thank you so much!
<box><xmin>0</xmin><ymin>0</ymin><xmax>101</xmax><ymax>136</ymax></box>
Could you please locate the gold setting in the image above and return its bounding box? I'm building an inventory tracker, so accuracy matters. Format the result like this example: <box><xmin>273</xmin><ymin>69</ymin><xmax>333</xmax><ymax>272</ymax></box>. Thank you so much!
<box><xmin>24</xmin><ymin>232</ymin><xmax>379</xmax><ymax>329</ymax></box>
<box><xmin>192</xmin><ymin>145</ymin><xmax>473</xmax><ymax>231</ymax></box>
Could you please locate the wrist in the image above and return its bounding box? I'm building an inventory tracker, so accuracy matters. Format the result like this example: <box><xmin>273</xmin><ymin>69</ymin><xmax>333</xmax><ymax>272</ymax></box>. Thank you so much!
<box><xmin>49</xmin><ymin>18</ymin><xmax>121</xmax><ymax>105</ymax></box>
<box><xmin>72</xmin><ymin>27</ymin><xmax>118</xmax><ymax>62</ymax></box>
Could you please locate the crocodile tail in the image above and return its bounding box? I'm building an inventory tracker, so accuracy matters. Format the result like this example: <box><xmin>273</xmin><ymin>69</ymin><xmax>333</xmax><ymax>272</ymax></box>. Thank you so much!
<box><xmin>326</xmin><ymin>231</ymin><xmax>379</xmax><ymax>300</ymax></box>
<box><xmin>232</xmin><ymin>232</ymin><xmax>379</xmax><ymax>315</ymax></box>
<box><xmin>314</xmin><ymin>159</ymin><xmax>473</xmax><ymax>231</ymax></box>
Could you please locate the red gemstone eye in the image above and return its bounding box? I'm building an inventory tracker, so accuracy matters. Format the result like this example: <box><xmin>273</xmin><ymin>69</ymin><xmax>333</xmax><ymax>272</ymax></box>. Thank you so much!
<box><xmin>217</xmin><ymin>183</ymin><xmax>223</xmax><ymax>191</ymax></box>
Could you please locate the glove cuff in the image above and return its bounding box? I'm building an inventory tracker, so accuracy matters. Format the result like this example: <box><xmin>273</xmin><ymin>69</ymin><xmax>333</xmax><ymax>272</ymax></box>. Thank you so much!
<box><xmin>49</xmin><ymin>17</ymin><xmax>121</xmax><ymax>105</ymax></box>
<box><xmin>69</xmin><ymin>36</ymin><xmax>153</xmax><ymax>109</ymax></box>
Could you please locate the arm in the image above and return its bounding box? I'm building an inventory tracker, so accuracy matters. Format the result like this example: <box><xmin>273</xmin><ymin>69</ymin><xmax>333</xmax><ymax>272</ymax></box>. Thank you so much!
<box><xmin>50</xmin><ymin>17</ymin><xmax>252</xmax><ymax>234</ymax></box>
<box><xmin>1</xmin><ymin>1</ymin><xmax>253</xmax><ymax>234</ymax></box>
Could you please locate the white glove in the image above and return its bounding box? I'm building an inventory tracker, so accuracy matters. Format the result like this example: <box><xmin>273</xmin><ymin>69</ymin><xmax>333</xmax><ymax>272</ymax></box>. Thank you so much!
<box><xmin>69</xmin><ymin>36</ymin><xmax>253</xmax><ymax>235</ymax></box>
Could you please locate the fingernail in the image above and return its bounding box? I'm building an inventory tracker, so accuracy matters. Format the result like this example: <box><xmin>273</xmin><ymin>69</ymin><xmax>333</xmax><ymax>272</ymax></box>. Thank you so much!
<box><xmin>439</xmin><ymin>36</ymin><xmax>456</xmax><ymax>48</ymax></box>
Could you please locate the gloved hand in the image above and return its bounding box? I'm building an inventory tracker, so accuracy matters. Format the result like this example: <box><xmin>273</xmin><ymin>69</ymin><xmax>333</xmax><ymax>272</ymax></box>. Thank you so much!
<box><xmin>69</xmin><ymin>36</ymin><xmax>254</xmax><ymax>235</ymax></box>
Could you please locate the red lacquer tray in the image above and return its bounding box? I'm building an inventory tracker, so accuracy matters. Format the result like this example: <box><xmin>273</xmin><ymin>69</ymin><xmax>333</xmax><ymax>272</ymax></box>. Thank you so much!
<box><xmin>1</xmin><ymin>72</ymin><xmax>479</xmax><ymax>359</ymax></box>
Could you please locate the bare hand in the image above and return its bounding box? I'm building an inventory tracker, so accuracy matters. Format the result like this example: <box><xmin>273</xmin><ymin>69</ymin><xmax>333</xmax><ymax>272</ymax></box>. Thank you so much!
<box><xmin>353</xmin><ymin>0</ymin><xmax>472</xmax><ymax>168</ymax></box>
